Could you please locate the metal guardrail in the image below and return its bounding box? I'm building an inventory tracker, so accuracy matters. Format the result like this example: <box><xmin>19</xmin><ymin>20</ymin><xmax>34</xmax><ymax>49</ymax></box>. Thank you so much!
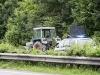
<box><xmin>0</xmin><ymin>53</ymin><xmax>100</xmax><ymax>65</ymax></box>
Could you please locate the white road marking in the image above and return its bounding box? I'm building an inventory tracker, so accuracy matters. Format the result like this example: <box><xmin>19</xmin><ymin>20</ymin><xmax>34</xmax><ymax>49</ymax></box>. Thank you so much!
<box><xmin>0</xmin><ymin>69</ymin><xmax>60</xmax><ymax>75</ymax></box>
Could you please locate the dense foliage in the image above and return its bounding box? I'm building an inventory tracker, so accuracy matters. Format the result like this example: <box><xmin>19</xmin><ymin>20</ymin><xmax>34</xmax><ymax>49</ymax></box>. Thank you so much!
<box><xmin>0</xmin><ymin>0</ymin><xmax>100</xmax><ymax>45</ymax></box>
<box><xmin>0</xmin><ymin>43</ymin><xmax>100</xmax><ymax>57</ymax></box>
<box><xmin>71</xmin><ymin>0</ymin><xmax>100</xmax><ymax>36</ymax></box>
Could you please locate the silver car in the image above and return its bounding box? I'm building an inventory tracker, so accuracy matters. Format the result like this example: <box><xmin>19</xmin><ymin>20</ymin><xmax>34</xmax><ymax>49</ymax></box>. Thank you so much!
<box><xmin>54</xmin><ymin>35</ymin><xmax>95</xmax><ymax>51</ymax></box>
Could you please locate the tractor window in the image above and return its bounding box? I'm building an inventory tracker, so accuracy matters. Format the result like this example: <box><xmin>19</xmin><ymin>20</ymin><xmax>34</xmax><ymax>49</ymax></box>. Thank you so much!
<box><xmin>33</xmin><ymin>29</ymin><xmax>41</xmax><ymax>39</ymax></box>
<box><xmin>37</xmin><ymin>29</ymin><xmax>41</xmax><ymax>38</ymax></box>
<box><xmin>42</xmin><ymin>29</ymin><xmax>56</xmax><ymax>38</ymax></box>
<box><xmin>42</xmin><ymin>29</ymin><xmax>50</xmax><ymax>38</ymax></box>
<box><xmin>50</xmin><ymin>29</ymin><xmax>56</xmax><ymax>38</ymax></box>
<box><xmin>45</xmin><ymin>30</ymin><xmax>50</xmax><ymax>38</ymax></box>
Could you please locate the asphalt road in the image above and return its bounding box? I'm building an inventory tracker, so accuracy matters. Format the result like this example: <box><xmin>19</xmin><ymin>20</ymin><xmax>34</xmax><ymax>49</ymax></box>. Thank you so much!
<box><xmin>0</xmin><ymin>69</ymin><xmax>61</xmax><ymax>75</ymax></box>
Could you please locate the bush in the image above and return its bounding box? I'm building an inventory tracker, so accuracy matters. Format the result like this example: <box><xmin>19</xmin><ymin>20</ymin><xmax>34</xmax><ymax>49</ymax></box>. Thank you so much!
<box><xmin>5</xmin><ymin>25</ymin><xmax>31</xmax><ymax>46</ymax></box>
<box><xmin>0</xmin><ymin>42</ymin><xmax>100</xmax><ymax>57</ymax></box>
<box><xmin>66</xmin><ymin>43</ymin><xmax>99</xmax><ymax>57</ymax></box>
<box><xmin>0</xmin><ymin>43</ymin><xmax>14</xmax><ymax>53</ymax></box>
<box><xmin>67</xmin><ymin>44</ymin><xmax>86</xmax><ymax>56</ymax></box>
<box><xmin>93</xmin><ymin>31</ymin><xmax>100</xmax><ymax>45</ymax></box>
<box><xmin>5</xmin><ymin>28</ymin><xmax>21</xmax><ymax>46</ymax></box>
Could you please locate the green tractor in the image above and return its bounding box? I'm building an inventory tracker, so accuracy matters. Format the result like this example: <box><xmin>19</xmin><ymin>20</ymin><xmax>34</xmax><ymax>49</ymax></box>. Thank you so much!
<box><xmin>25</xmin><ymin>27</ymin><xmax>61</xmax><ymax>51</ymax></box>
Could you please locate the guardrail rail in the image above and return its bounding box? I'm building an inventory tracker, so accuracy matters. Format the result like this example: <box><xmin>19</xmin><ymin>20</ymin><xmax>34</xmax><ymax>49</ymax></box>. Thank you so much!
<box><xmin>0</xmin><ymin>53</ymin><xmax>100</xmax><ymax>65</ymax></box>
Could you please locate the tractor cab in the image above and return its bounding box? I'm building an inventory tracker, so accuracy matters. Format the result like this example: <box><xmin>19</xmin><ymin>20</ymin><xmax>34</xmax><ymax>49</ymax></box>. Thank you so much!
<box><xmin>33</xmin><ymin>27</ymin><xmax>56</xmax><ymax>42</ymax></box>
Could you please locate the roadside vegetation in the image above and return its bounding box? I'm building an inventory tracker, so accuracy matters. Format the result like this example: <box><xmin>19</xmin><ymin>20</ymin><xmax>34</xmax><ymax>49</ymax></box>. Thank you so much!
<box><xmin>0</xmin><ymin>42</ymin><xmax>100</xmax><ymax>57</ymax></box>
<box><xmin>0</xmin><ymin>60</ymin><xmax>100</xmax><ymax>75</ymax></box>
<box><xmin>0</xmin><ymin>38</ymin><xmax>100</xmax><ymax>75</ymax></box>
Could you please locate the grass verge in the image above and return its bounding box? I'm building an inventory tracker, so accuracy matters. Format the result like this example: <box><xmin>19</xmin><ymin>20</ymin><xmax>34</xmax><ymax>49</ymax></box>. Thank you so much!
<box><xmin>0</xmin><ymin>60</ymin><xmax>100</xmax><ymax>75</ymax></box>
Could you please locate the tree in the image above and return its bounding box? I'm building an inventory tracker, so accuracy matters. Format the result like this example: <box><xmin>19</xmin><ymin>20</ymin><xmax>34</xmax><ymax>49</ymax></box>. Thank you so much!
<box><xmin>71</xmin><ymin>0</ymin><xmax>100</xmax><ymax>36</ymax></box>
<box><xmin>5</xmin><ymin>0</ymin><xmax>38</xmax><ymax>45</ymax></box>
<box><xmin>32</xmin><ymin>0</ymin><xmax>73</xmax><ymax>37</ymax></box>
<box><xmin>0</xmin><ymin>0</ymin><xmax>19</xmax><ymax>39</ymax></box>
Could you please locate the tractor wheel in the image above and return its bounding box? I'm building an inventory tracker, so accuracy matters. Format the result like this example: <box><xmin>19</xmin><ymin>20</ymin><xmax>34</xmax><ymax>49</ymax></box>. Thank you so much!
<box><xmin>41</xmin><ymin>44</ymin><xmax>47</xmax><ymax>51</ymax></box>
<box><xmin>33</xmin><ymin>42</ymin><xmax>42</xmax><ymax>50</ymax></box>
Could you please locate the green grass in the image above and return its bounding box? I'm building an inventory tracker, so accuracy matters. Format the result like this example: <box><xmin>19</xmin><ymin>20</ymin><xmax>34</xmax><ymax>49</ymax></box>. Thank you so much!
<box><xmin>0</xmin><ymin>60</ymin><xmax>100</xmax><ymax>75</ymax></box>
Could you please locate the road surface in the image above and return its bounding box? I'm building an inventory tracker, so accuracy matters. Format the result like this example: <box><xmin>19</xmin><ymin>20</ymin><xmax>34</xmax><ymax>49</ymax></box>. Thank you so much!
<box><xmin>0</xmin><ymin>69</ymin><xmax>61</xmax><ymax>75</ymax></box>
